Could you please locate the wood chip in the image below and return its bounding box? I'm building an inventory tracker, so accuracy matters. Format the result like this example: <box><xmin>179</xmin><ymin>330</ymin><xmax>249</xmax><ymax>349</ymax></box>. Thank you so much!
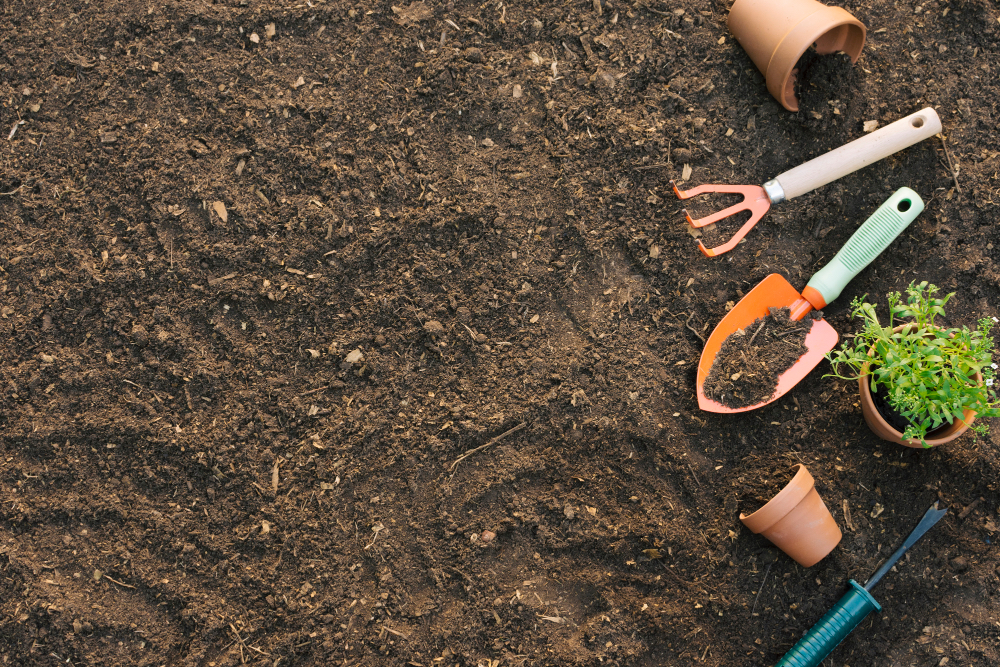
<box><xmin>286</xmin><ymin>267</ymin><xmax>305</xmax><ymax>275</ymax></box>
<box><xmin>293</xmin><ymin>75</ymin><xmax>305</xmax><ymax>89</ymax></box>
<box><xmin>681</xmin><ymin>163</ymin><xmax>692</xmax><ymax>181</ymax></box>
<box><xmin>265</xmin><ymin>23</ymin><xmax>276</xmax><ymax>38</ymax></box>
<box><xmin>843</xmin><ymin>499</ymin><xmax>854</xmax><ymax>531</ymax></box>
<box><xmin>212</xmin><ymin>201</ymin><xmax>228</xmax><ymax>223</ymax></box>
<box><xmin>863</xmin><ymin>120</ymin><xmax>879</xmax><ymax>132</ymax></box>
<box><xmin>208</xmin><ymin>272</ymin><xmax>237</xmax><ymax>285</ymax></box>
<box><xmin>957</xmin><ymin>497</ymin><xmax>983</xmax><ymax>519</ymax></box>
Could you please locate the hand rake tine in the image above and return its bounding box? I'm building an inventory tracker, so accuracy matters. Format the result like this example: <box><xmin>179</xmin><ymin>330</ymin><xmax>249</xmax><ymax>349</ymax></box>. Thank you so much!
<box><xmin>697</xmin><ymin>209</ymin><xmax>769</xmax><ymax>257</ymax></box>
<box><xmin>684</xmin><ymin>199</ymin><xmax>758</xmax><ymax>228</ymax></box>
<box><xmin>670</xmin><ymin>180</ymin><xmax>724</xmax><ymax>200</ymax></box>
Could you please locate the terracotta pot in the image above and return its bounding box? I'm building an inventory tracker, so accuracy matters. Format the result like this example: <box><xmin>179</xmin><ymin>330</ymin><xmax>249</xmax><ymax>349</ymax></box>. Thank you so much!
<box><xmin>858</xmin><ymin>324</ymin><xmax>980</xmax><ymax>448</ymax></box>
<box><xmin>740</xmin><ymin>465</ymin><xmax>842</xmax><ymax>567</ymax></box>
<box><xmin>727</xmin><ymin>0</ymin><xmax>866</xmax><ymax>111</ymax></box>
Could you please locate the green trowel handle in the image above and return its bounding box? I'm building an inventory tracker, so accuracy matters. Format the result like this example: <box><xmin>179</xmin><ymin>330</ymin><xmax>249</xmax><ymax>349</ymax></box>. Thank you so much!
<box><xmin>774</xmin><ymin>580</ymin><xmax>881</xmax><ymax>667</ymax></box>
<box><xmin>805</xmin><ymin>188</ymin><xmax>924</xmax><ymax>308</ymax></box>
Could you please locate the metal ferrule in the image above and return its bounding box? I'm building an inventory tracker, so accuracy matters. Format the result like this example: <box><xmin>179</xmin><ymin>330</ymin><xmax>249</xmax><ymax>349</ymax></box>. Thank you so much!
<box><xmin>763</xmin><ymin>179</ymin><xmax>785</xmax><ymax>204</ymax></box>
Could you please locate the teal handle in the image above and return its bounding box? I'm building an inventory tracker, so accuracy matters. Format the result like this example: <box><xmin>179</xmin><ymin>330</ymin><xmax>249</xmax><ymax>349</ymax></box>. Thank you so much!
<box><xmin>774</xmin><ymin>580</ymin><xmax>881</xmax><ymax>667</ymax></box>
<box><xmin>805</xmin><ymin>188</ymin><xmax>924</xmax><ymax>306</ymax></box>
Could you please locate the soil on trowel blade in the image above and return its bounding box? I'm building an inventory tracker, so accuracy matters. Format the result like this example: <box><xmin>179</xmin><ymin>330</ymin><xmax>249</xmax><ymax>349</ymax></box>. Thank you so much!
<box><xmin>704</xmin><ymin>307</ymin><xmax>817</xmax><ymax>408</ymax></box>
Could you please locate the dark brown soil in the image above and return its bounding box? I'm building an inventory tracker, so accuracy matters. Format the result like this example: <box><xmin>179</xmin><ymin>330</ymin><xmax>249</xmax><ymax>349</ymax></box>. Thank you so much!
<box><xmin>873</xmin><ymin>377</ymin><xmax>916</xmax><ymax>433</ymax></box>
<box><xmin>739</xmin><ymin>466</ymin><xmax>798</xmax><ymax>511</ymax></box>
<box><xmin>2</xmin><ymin>1</ymin><xmax>1000</xmax><ymax>666</ymax></box>
<box><xmin>703</xmin><ymin>306</ymin><xmax>813</xmax><ymax>408</ymax></box>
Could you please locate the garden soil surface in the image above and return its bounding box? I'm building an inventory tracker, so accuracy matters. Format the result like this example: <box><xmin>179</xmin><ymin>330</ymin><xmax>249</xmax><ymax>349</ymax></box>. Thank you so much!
<box><xmin>2</xmin><ymin>1</ymin><xmax>1000</xmax><ymax>666</ymax></box>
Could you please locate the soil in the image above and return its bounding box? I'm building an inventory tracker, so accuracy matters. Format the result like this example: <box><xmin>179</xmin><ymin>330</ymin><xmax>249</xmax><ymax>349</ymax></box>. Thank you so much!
<box><xmin>703</xmin><ymin>306</ymin><xmax>814</xmax><ymax>408</ymax></box>
<box><xmin>737</xmin><ymin>466</ymin><xmax>797</xmax><ymax>511</ymax></box>
<box><xmin>873</xmin><ymin>379</ymin><xmax>917</xmax><ymax>434</ymax></box>
<box><xmin>2</xmin><ymin>1</ymin><xmax>1000</xmax><ymax>666</ymax></box>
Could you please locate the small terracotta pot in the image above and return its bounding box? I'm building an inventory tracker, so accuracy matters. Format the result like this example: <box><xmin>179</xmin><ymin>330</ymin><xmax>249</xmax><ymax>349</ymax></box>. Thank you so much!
<box><xmin>727</xmin><ymin>0</ymin><xmax>866</xmax><ymax>111</ymax></box>
<box><xmin>740</xmin><ymin>465</ymin><xmax>842</xmax><ymax>567</ymax></box>
<box><xmin>858</xmin><ymin>325</ymin><xmax>980</xmax><ymax>448</ymax></box>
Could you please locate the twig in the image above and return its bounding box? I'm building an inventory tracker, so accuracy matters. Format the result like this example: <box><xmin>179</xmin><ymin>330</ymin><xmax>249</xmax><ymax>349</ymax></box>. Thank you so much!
<box><xmin>958</xmin><ymin>497</ymin><xmax>983</xmax><ymax>520</ymax></box>
<box><xmin>103</xmin><ymin>574</ymin><xmax>136</xmax><ymax>589</ymax></box>
<box><xmin>750</xmin><ymin>560</ymin><xmax>773</xmax><ymax>617</ymax></box>
<box><xmin>0</xmin><ymin>185</ymin><xmax>23</xmax><ymax>196</ymax></box>
<box><xmin>685</xmin><ymin>312</ymin><xmax>706</xmax><ymax>344</ymax></box>
<box><xmin>771</xmin><ymin>327</ymin><xmax>806</xmax><ymax>339</ymax></box>
<box><xmin>382</xmin><ymin>626</ymin><xmax>410</xmax><ymax>640</ymax></box>
<box><xmin>449</xmin><ymin>422</ymin><xmax>527</xmax><ymax>472</ymax></box>
<box><xmin>748</xmin><ymin>320</ymin><xmax>767</xmax><ymax>346</ymax></box>
<box><xmin>939</xmin><ymin>134</ymin><xmax>962</xmax><ymax>194</ymax></box>
<box><xmin>299</xmin><ymin>384</ymin><xmax>330</xmax><ymax>397</ymax></box>
<box><xmin>687</xmin><ymin>463</ymin><xmax>701</xmax><ymax>487</ymax></box>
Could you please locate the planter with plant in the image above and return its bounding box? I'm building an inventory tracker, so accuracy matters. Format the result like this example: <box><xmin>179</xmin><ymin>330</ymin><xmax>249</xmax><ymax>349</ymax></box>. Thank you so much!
<box><xmin>826</xmin><ymin>281</ymin><xmax>999</xmax><ymax>447</ymax></box>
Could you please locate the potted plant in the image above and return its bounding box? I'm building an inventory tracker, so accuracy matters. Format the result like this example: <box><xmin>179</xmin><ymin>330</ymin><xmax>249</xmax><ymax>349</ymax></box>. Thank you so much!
<box><xmin>826</xmin><ymin>281</ymin><xmax>999</xmax><ymax>447</ymax></box>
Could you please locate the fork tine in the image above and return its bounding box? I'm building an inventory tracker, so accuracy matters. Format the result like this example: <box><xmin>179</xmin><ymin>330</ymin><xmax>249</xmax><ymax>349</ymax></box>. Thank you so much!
<box><xmin>670</xmin><ymin>181</ymin><xmax>773</xmax><ymax>257</ymax></box>
<box><xmin>697</xmin><ymin>208</ymin><xmax>770</xmax><ymax>257</ymax></box>
<box><xmin>685</xmin><ymin>199</ymin><xmax>761</xmax><ymax>228</ymax></box>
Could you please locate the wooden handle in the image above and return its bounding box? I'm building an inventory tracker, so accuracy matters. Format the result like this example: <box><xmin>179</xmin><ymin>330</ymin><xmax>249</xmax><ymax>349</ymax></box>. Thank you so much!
<box><xmin>775</xmin><ymin>108</ymin><xmax>941</xmax><ymax>200</ymax></box>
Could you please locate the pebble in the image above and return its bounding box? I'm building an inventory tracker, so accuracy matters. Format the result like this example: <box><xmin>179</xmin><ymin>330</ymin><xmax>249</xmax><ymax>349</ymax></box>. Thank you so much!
<box><xmin>480</xmin><ymin>530</ymin><xmax>496</xmax><ymax>542</ymax></box>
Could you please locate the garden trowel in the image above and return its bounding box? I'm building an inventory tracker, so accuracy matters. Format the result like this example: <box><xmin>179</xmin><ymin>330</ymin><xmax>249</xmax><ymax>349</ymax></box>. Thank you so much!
<box><xmin>696</xmin><ymin>187</ymin><xmax>924</xmax><ymax>413</ymax></box>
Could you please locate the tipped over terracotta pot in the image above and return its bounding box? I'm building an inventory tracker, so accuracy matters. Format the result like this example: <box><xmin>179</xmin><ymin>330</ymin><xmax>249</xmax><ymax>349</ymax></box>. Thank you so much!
<box><xmin>740</xmin><ymin>465</ymin><xmax>842</xmax><ymax>567</ymax></box>
<box><xmin>728</xmin><ymin>0</ymin><xmax>866</xmax><ymax>111</ymax></box>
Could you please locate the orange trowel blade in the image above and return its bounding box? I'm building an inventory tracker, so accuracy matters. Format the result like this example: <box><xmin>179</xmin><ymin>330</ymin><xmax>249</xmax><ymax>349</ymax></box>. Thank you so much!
<box><xmin>696</xmin><ymin>274</ymin><xmax>839</xmax><ymax>413</ymax></box>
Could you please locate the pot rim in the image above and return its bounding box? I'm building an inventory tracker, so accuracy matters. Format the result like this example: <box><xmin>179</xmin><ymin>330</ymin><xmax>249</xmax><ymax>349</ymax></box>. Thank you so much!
<box><xmin>739</xmin><ymin>464</ymin><xmax>813</xmax><ymax>534</ymax></box>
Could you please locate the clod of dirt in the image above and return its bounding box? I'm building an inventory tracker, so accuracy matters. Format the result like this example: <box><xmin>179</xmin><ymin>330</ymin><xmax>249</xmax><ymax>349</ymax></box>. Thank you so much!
<box><xmin>703</xmin><ymin>307</ymin><xmax>816</xmax><ymax>408</ymax></box>
<box><xmin>424</xmin><ymin>320</ymin><xmax>445</xmax><ymax>334</ymax></box>
<box><xmin>464</xmin><ymin>47</ymin><xmax>484</xmax><ymax>63</ymax></box>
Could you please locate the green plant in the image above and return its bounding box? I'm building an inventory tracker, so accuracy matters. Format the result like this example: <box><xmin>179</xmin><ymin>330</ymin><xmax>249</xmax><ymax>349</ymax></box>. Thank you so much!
<box><xmin>826</xmin><ymin>281</ymin><xmax>999</xmax><ymax>446</ymax></box>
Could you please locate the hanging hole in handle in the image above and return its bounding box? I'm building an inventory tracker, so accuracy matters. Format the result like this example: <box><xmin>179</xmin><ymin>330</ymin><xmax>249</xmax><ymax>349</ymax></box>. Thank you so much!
<box><xmin>897</xmin><ymin>199</ymin><xmax>912</xmax><ymax>212</ymax></box>
<box><xmin>911</xmin><ymin>117</ymin><xmax>925</xmax><ymax>128</ymax></box>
